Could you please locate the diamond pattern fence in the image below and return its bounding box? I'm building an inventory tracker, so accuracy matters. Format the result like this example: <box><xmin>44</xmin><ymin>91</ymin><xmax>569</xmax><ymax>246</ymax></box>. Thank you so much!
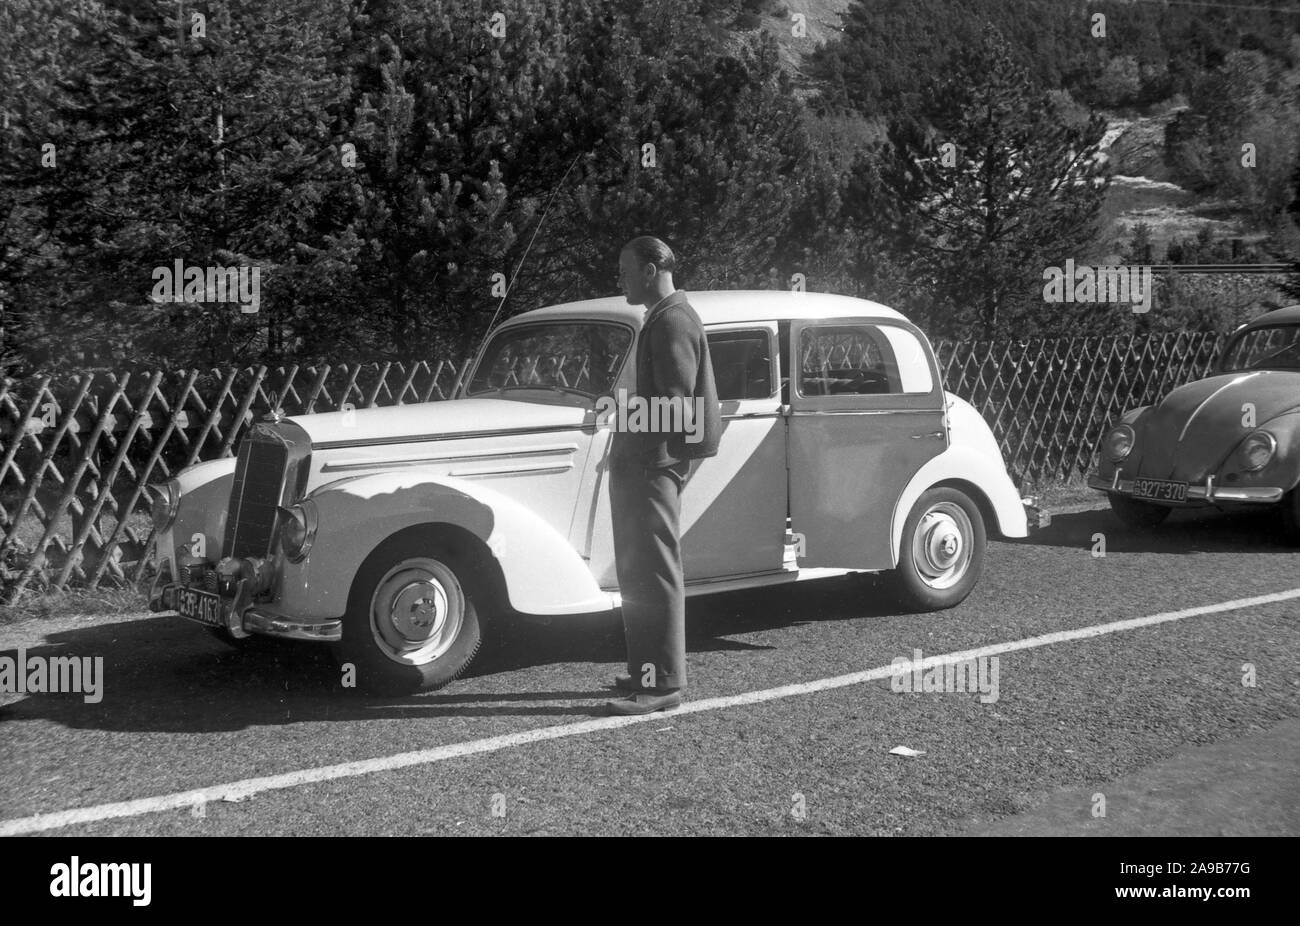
<box><xmin>931</xmin><ymin>332</ymin><xmax>1224</xmax><ymax>485</ymax></box>
<box><xmin>1</xmin><ymin>332</ymin><xmax>1225</xmax><ymax>600</ymax></box>
<box><xmin>0</xmin><ymin>359</ymin><xmax>466</xmax><ymax>602</ymax></box>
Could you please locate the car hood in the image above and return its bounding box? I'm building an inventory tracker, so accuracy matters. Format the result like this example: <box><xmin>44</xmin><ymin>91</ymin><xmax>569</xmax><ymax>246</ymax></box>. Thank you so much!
<box><xmin>286</xmin><ymin>396</ymin><xmax>590</xmax><ymax>447</ymax></box>
<box><xmin>1133</xmin><ymin>370</ymin><xmax>1300</xmax><ymax>480</ymax></box>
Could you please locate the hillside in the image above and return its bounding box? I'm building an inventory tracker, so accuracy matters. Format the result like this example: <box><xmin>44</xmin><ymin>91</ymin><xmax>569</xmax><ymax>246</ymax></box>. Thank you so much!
<box><xmin>732</xmin><ymin>0</ymin><xmax>1299</xmax><ymax>269</ymax></box>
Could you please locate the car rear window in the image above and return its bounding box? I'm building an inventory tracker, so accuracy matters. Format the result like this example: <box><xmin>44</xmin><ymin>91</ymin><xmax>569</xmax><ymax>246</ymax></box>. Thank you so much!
<box><xmin>798</xmin><ymin>324</ymin><xmax>933</xmax><ymax>396</ymax></box>
<box><xmin>1221</xmin><ymin>325</ymin><xmax>1300</xmax><ymax>372</ymax></box>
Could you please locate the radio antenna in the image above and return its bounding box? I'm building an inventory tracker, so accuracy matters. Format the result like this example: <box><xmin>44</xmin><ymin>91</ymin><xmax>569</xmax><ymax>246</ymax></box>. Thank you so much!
<box><xmin>453</xmin><ymin>150</ymin><xmax>586</xmax><ymax>395</ymax></box>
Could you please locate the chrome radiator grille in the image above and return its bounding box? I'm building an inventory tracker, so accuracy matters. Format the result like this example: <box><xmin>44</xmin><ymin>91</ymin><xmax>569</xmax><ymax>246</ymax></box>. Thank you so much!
<box><xmin>223</xmin><ymin>421</ymin><xmax>312</xmax><ymax>560</ymax></box>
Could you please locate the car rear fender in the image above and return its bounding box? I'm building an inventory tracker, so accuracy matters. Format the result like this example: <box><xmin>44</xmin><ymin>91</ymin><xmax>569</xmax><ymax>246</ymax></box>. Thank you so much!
<box><xmin>890</xmin><ymin>396</ymin><xmax>1028</xmax><ymax>562</ymax></box>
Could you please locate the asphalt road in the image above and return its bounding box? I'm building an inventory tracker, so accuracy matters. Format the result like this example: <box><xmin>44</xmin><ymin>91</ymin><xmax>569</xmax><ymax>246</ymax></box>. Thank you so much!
<box><xmin>2</xmin><ymin>502</ymin><xmax>1298</xmax><ymax>836</ymax></box>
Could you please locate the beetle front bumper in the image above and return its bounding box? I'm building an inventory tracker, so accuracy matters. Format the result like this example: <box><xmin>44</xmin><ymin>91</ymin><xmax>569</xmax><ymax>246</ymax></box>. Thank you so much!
<box><xmin>1087</xmin><ymin>472</ymin><xmax>1286</xmax><ymax>505</ymax></box>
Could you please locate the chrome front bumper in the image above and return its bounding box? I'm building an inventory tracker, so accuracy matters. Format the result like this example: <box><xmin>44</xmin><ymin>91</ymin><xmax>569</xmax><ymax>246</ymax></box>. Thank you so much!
<box><xmin>1087</xmin><ymin>472</ymin><xmax>1285</xmax><ymax>504</ymax></box>
<box><xmin>243</xmin><ymin>609</ymin><xmax>342</xmax><ymax>642</ymax></box>
<box><xmin>148</xmin><ymin>568</ymin><xmax>341</xmax><ymax>643</ymax></box>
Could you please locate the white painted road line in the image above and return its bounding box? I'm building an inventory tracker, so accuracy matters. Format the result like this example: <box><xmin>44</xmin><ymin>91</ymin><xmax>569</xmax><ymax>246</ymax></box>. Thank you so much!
<box><xmin>3</xmin><ymin>587</ymin><xmax>1298</xmax><ymax>835</ymax></box>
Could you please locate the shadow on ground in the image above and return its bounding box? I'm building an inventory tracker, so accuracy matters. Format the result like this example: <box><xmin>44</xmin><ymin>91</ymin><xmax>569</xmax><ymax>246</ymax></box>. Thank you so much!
<box><xmin>1019</xmin><ymin>504</ymin><xmax>1294</xmax><ymax>555</ymax></box>
<box><xmin>0</xmin><ymin>573</ymin><xmax>899</xmax><ymax>732</ymax></box>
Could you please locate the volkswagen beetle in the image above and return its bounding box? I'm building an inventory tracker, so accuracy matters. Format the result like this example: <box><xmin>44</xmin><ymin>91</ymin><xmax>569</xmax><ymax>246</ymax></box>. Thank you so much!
<box><xmin>146</xmin><ymin>291</ymin><xmax>1031</xmax><ymax>692</ymax></box>
<box><xmin>1088</xmin><ymin>304</ymin><xmax>1300</xmax><ymax>540</ymax></box>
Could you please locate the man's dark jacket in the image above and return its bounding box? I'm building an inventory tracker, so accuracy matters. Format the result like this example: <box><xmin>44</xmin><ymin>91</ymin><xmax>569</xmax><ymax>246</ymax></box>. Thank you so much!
<box><xmin>611</xmin><ymin>290</ymin><xmax>721</xmax><ymax>468</ymax></box>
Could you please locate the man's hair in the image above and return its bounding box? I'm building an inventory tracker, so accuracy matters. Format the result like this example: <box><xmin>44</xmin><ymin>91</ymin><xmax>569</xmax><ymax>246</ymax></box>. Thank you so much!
<box><xmin>622</xmin><ymin>236</ymin><xmax>676</xmax><ymax>274</ymax></box>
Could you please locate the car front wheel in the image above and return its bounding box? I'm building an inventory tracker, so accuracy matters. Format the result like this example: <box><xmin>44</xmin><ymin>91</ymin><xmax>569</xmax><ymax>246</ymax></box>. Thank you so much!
<box><xmin>1108</xmin><ymin>493</ymin><xmax>1170</xmax><ymax>529</ymax></box>
<box><xmin>889</xmin><ymin>487</ymin><xmax>985</xmax><ymax>612</ymax></box>
<box><xmin>336</xmin><ymin>536</ymin><xmax>489</xmax><ymax>694</ymax></box>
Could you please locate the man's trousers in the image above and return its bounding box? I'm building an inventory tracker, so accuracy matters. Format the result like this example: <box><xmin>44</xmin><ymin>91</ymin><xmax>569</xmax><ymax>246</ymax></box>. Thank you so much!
<box><xmin>609</xmin><ymin>456</ymin><xmax>692</xmax><ymax>692</ymax></box>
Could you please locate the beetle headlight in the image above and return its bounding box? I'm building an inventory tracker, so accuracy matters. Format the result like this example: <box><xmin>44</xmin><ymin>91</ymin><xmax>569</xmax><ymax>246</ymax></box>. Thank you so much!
<box><xmin>148</xmin><ymin>480</ymin><xmax>180</xmax><ymax>531</ymax></box>
<box><xmin>277</xmin><ymin>500</ymin><xmax>318</xmax><ymax>562</ymax></box>
<box><xmin>1236</xmin><ymin>430</ymin><xmax>1276</xmax><ymax>472</ymax></box>
<box><xmin>1103</xmin><ymin>424</ymin><xmax>1135</xmax><ymax>463</ymax></box>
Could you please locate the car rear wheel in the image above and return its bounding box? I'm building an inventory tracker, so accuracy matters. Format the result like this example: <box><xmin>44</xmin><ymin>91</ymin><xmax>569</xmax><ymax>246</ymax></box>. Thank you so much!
<box><xmin>336</xmin><ymin>535</ymin><xmax>491</xmax><ymax>694</ymax></box>
<box><xmin>1108</xmin><ymin>493</ymin><xmax>1170</xmax><ymax>529</ymax></box>
<box><xmin>889</xmin><ymin>487</ymin><xmax>985</xmax><ymax>612</ymax></box>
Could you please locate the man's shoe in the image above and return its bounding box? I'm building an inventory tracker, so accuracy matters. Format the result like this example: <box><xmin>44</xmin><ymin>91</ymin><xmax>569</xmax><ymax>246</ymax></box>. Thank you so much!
<box><xmin>610</xmin><ymin>674</ymin><xmax>639</xmax><ymax>692</ymax></box>
<box><xmin>606</xmin><ymin>689</ymin><xmax>681</xmax><ymax>716</ymax></box>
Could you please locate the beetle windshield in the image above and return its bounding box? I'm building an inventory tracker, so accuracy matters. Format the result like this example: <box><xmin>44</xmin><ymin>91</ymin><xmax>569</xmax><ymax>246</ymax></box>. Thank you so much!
<box><xmin>465</xmin><ymin>321</ymin><xmax>633</xmax><ymax>400</ymax></box>
<box><xmin>1220</xmin><ymin>325</ymin><xmax>1300</xmax><ymax>372</ymax></box>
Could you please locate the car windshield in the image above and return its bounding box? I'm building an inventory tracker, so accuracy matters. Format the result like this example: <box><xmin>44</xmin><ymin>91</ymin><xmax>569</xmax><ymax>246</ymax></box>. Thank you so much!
<box><xmin>1220</xmin><ymin>325</ymin><xmax>1300</xmax><ymax>372</ymax></box>
<box><xmin>465</xmin><ymin>321</ymin><xmax>633</xmax><ymax>400</ymax></box>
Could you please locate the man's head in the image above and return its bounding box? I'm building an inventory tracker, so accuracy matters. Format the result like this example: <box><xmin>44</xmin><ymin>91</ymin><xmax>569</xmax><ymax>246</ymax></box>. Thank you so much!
<box><xmin>618</xmin><ymin>236</ymin><xmax>676</xmax><ymax>307</ymax></box>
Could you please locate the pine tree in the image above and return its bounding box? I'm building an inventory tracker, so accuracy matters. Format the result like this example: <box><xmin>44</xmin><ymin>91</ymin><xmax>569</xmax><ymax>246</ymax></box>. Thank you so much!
<box><xmin>6</xmin><ymin>0</ymin><xmax>363</xmax><ymax>370</ymax></box>
<box><xmin>868</xmin><ymin>32</ymin><xmax>1112</xmax><ymax>338</ymax></box>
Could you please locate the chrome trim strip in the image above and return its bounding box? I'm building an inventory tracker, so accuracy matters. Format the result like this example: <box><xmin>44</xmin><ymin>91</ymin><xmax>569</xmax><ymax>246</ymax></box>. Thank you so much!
<box><xmin>788</xmin><ymin>409</ymin><xmax>935</xmax><ymax>418</ymax></box>
<box><xmin>313</xmin><ymin>423</ymin><xmax>594</xmax><ymax>450</ymax></box>
<box><xmin>449</xmin><ymin>462</ymin><xmax>575</xmax><ymax>477</ymax></box>
<box><xmin>1177</xmin><ymin>372</ymin><xmax>1263</xmax><ymax>443</ymax></box>
<box><xmin>321</xmin><ymin>443</ymin><xmax>580</xmax><ymax>472</ymax></box>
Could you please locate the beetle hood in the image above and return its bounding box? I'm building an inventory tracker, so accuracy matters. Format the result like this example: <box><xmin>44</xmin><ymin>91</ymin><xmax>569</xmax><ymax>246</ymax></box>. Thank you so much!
<box><xmin>285</xmin><ymin>396</ymin><xmax>590</xmax><ymax>447</ymax></box>
<box><xmin>1133</xmin><ymin>370</ymin><xmax>1300</xmax><ymax>480</ymax></box>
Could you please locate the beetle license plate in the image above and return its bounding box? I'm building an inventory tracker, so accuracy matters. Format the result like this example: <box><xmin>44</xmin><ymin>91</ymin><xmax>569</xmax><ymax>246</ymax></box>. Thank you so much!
<box><xmin>1132</xmin><ymin>478</ymin><xmax>1187</xmax><ymax>502</ymax></box>
<box><xmin>176</xmin><ymin>587</ymin><xmax>224</xmax><ymax>626</ymax></box>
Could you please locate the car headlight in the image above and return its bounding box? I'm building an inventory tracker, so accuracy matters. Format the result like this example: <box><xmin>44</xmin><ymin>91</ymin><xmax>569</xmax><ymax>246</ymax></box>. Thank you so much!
<box><xmin>277</xmin><ymin>500</ymin><xmax>318</xmax><ymax>562</ymax></box>
<box><xmin>1103</xmin><ymin>424</ymin><xmax>1135</xmax><ymax>462</ymax></box>
<box><xmin>1236</xmin><ymin>430</ymin><xmax>1276</xmax><ymax>472</ymax></box>
<box><xmin>148</xmin><ymin>480</ymin><xmax>180</xmax><ymax>531</ymax></box>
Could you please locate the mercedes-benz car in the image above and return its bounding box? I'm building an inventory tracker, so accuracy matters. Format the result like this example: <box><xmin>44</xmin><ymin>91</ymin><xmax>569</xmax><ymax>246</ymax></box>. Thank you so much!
<box><xmin>146</xmin><ymin>291</ymin><xmax>1032</xmax><ymax>692</ymax></box>
<box><xmin>1089</xmin><ymin>304</ymin><xmax>1300</xmax><ymax>541</ymax></box>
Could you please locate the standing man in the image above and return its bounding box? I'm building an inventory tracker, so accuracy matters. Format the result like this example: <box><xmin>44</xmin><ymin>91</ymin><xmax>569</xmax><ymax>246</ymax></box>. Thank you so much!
<box><xmin>606</xmin><ymin>237</ymin><xmax>721</xmax><ymax>715</ymax></box>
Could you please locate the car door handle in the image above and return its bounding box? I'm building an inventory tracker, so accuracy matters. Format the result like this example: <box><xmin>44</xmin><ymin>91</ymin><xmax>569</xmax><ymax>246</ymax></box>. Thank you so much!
<box><xmin>911</xmin><ymin>431</ymin><xmax>945</xmax><ymax>439</ymax></box>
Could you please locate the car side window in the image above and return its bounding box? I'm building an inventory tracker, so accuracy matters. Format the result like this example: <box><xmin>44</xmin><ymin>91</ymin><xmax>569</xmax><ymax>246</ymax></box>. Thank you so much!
<box><xmin>797</xmin><ymin>324</ymin><xmax>933</xmax><ymax>396</ymax></box>
<box><xmin>708</xmin><ymin>329</ymin><xmax>774</xmax><ymax>401</ymax></box>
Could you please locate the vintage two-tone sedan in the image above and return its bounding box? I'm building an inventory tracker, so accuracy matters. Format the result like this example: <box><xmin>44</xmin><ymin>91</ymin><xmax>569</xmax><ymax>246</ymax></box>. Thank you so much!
<box><xmin>147</xmin><ymin>291</ymin><xmax>1032</xmax><ymax>692</ymax></box>
<box><xmin>1089</xmin><ymin>304</ymin><xmax>1300</xmax><ymax>540</ymax></box>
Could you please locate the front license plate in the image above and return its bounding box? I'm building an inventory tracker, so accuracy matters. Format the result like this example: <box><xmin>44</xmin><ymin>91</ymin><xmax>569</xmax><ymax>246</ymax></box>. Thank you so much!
<box><xmin>1132</xmin><ymin>478</ymin><xmax>1188</xmax><ymax>502</ymax></box>
<box><xmin>176</xmin><ymin>587</ymin><xmax>224</xmax><ymax>627</ymax></box>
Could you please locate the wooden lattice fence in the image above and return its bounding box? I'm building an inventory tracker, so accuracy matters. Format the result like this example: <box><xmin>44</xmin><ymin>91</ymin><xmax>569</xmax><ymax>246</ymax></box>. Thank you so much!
<box><xmin>932</xmin><ymin>331</ymin><xmax>1224</xmax><ymax>485</ymax></box>
<box><xmin>1</xmin><ymin>332</ymin><xmax>1226</xmax><ymax>600</ymax></box>
<box><xmin>0</xmin><ymin>359</ymin><xmax>465</xmax><ymax>602</ymax></box>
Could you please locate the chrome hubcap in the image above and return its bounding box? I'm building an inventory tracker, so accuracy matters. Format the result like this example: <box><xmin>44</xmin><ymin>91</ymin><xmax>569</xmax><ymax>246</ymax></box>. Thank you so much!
<box><xmin>912</xmin><ymin>503</ymin><xmax>972</xmax><ymax>590</ymax></box>
<box><xmin>370</xmin><ymin>558</ymin><xmax>464</xmax><ymax>665</ymax></box>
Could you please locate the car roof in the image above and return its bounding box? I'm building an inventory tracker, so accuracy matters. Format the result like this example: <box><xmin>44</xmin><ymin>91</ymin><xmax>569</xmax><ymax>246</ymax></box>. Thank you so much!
<box><xmin>499</xmin><ymin>290</ymin><xmax>909</xmax><ymax>328</ymax></box>
<box><xmin>1238</xmin><ymin>304</ymin><xmax>1300</xmax><ymax>331</ymax></box>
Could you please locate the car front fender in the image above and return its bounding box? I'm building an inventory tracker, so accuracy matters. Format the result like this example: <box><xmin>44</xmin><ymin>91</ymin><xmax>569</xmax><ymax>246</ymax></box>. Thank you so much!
<box><xmin>156</xmin><ymin>458</ymin><xmax>237</xmax><ymax>573</ymax></box>
<box><xmin>1220</xmin><ymin>408</ymin><xmax>1300</xmax><ymax>495</ymax></box>
<box><xmin>278</xmin><ymin>470</ymin><xmax>612</xmax><ymax>619</ymax></box>
<box><xmin>1094</xmin><ymin>405</ymin><xmax>1151</xmax><ymax>482</ymax></box>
